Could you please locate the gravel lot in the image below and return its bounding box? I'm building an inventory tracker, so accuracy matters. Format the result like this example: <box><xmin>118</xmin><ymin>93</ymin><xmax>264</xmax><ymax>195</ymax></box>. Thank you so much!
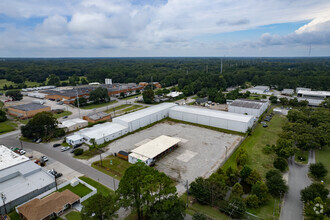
<box><xmin>106</xmin><ymin>121</ymin><xmax>243</xmax><ymax>194</ymax></box>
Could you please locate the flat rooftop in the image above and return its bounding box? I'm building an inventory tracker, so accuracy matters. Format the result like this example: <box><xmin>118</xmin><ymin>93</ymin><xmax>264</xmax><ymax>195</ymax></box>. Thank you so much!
<box><xmin>230</xmin><ymin>99</ymin><xmax>267</xmax><ymax>109</ymax></box>
<box><xmin>86</xmin><ymin>112</ymin><xmax>110</xmax><ymax>120</ymax></box>
<box><xmin>0</xmin><ymin>145</ymin><xmax>29</xmax><ymax>171</ymax></box>
<box><xmin>79</xmin><ymin>122</ymin><xmax>127</xmax><ymax>140</ymax></box>
<box><xmin>131</xmin><ymin>135</ymin><xmax>181</xmax><ymax>159</ymax></box>
<box><xmin>60</xmin><ymin>118</ymin><xmax>88</xmax><ymax>127</ymax></box>
<box><xmin>297</xmin><ymin>90</ymin><xmax>330</xmax><ymax>96</ymax></box>
<box><xmin>9</xmin><ymin>103</ymin><xmax>49</xmax><ymax>111</ymax></box>
<box><xmin>170</xmin><ymin>106</ymin><xmax>254</xmax><ymax>123</ymax></box>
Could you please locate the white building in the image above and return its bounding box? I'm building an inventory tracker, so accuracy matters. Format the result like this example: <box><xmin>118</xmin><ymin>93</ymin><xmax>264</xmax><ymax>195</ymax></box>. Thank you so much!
<box><xmin>66</xmin><ymin>122</ymin><xmax>128</xmax><ymax>145</ymax></box>
<box><xmin>228</xmin><ymin>99</ymin><xmax>269</xmax><ymax>118</ymax></box>
<box><xmin>296</xmin><ymin>87</ymin><xmax>311</xmax><ymax>93</ymax></box>
<box><xmin>281</xmin><ymin>89</ymin><xmax>294</xmax><ymax>96</ymax></box>
<box><xmin>248</xmin><ymin>86</ymin><xmax>272</xmax><ymax>95</ymax></box>
<box><xmin>113</xmin><ymin>103</ymin><xmax>176</xmax><ymax>132</ymax></box>
<box><xmin>66</xmin><ymin>134</ymin><xmax>84</xmax><ymax>146</ymax></box>
<box><xmin>167</xmin><ymin>91</ymin><xmax>183</xmax><ymax>98</ymax></box>
<box><xmin>169</xmin><ymin>106</ymin><xmax>254</xmax><ymax>133</ymax></box>
<box><xmin>297</xmin><ymin>90</ymin><xmax>330</xmax><ymax>106</ymax></box>
<box><xmin>0</xmin><ymin>146</ymin><xmax>55</xmax><ymax>214</ymax></box>
<box><xmin>59</xmin><ymin>118</ymin><xmax>88</xmax><ymax>132</ymax></box>
<box><xmin>128</xmin><ymin>135</ymin><xmax>180</xmax><ymax>166</ymax></box>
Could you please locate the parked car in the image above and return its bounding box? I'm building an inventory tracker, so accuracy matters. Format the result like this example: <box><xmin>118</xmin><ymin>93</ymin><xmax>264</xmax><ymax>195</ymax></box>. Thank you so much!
<box><xmin>41</xmin><ymin>156</ymin><xmax>49</xmax><ymax>162</ymax></box>
<box><xmin>53</xmin><ymin>143</ymin><xmax>61</xmax><ymax>148</ymax></box>
<box><xmin>36</xmin><ymin>138</ymin><xmax>42</xmax><ymax>143</ymax></box>
<box><xmin>61</xmin><ymin>146</ymin><xmax>70</xmax><ymax>152</ymax></box>
<box><xmin>263</xmin><ymin>124</ymin><xmax>268</xmax><ymax>128</ymax></box>
<box><xmin>73</xmin><ymin>143</ymin><xmax>82</xmax><ymax>149</ymax></box>
<box><xmin>62</xmin><ymin>116</ymin><xmax>68</xmax><ymax>119</ymax></box>
<box><xmin>20</xmin><ymin>150</ymin><xmax>26</xmax><ymax>155</ymax></box>
<box><xmin>55</xmin><ymin>173</ymin><xmax>63</xmax><ymax>178</ymax></box>
<box><xmin>70</xmin><ymin>148</ymin><xmax>76</xmax><ymax>153</ymax></box>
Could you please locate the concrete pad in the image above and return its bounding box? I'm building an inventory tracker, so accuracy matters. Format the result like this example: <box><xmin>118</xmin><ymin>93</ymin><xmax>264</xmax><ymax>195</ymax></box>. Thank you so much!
<box><xmin>176</xmin><ymin>150</ymin><xmax>197</xmax><ymax>162</ymax></box>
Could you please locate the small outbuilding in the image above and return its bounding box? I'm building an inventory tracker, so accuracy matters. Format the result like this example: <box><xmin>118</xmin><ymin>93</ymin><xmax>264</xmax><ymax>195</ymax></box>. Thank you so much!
<box><xmin>59</xmin><ymin>118</ymin><xmax>88</xmax><ymax>132</ymax></box>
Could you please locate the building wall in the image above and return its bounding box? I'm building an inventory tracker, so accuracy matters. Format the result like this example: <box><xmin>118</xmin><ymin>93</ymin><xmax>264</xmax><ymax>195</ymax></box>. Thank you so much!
<box><xmin>65</xmin><ymin>121</ymin><xmax>88</xmax><ymax>132</ymax></box>
<box><xmin>8</xmin><ymin>106</ymin><xmax>51</xmax><ymax>119</ymax></box>
<box><xmin>228</xmin><ymin>102</ymin><xmax>268</xmax><ymax>118</ymax></box>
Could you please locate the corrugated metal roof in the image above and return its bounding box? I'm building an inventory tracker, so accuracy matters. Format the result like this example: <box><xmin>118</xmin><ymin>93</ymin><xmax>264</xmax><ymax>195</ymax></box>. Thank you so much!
<box><xmin>78</xmin><ymin>122</ymin><xmax>127</xmax><ymax>140</ymax></box>
<box><xmin>230</xmin><ymin>99</ymin><xmax>267</xmax><ymax>109</ymax></box>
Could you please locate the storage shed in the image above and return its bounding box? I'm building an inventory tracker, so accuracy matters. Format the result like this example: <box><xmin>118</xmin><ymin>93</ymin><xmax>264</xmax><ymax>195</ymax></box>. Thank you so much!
<box><xmin>228</xmin><ymin>99</ymin><xmax>269</xmax><ymax>118</ymax></box>
<box><xmin>169</xmin><ymin>106</ymin><xmax>254</xmax><ymax>133</ymax></box>
<box><xmin>113</xmin><ymin>103</ymin><xmax>176</xmax><ymax>132</ymax></box>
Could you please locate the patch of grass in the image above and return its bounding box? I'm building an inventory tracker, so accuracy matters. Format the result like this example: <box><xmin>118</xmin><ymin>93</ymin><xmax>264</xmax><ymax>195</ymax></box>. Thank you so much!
<box><xmin>294</xmin><ymin>150</ymin><xmax>309</xmax><ymax>165</ymax></box>
<box><xmin>0</xmin><ymin>79</ymin><xmax>41</xmax><ymax>89</ymax></box>
<box><xmin>79</xmin><ymin>176</ymin><xmax>113</xmax><ymax>196</ymax></box>
<box><xmin>58</xmin><ymin>183</ymin><xmax>92</xmax><ymax>198</ymax></box>
<box><xmin>66</xmin><ymin>211</ymin><xmax>82</xmax><ymax>220</ymax></box>
<box><xmin>191</xmin><ymin>95</ymin><xmax>199</xmax><ymax>100</ymax></box>
<box><xmin>53</xmin><ymin>111</ymin><xmax>72</xmax><ymax>119</ymax></box>
<box><xmin>246</xmin><ymin>197</ymin><xmax>281</xmax><ymax>220</ymax></box>
<box><xmin>104</xmin><ymin>104</ymin><xmax>131</xmax><ymax>114</ymax></box>
<box><xmin>80</xmin><ymin>100</ymin><xmax>118</xmax><ymax>110</ymax></box>
<box><xmin>0</xmin><ymin>120</ymin><xmax>17</xmax><ymax>134</ymax></box>
<box><xmin>315</xmin><ymin>147</ymin><xmax>330</xmax><ymax>188</ymax></box>
<box><xmin>92</xmin><ymin>155</ymin><xmax>132</xmax><ymax>180</ymax></box>
<box><xmin>119</xmin><ymin>94</ymin><xmax>141</xmax><ymax>100</ymax></box>
<box><xmin>8</xmin><ymin>210</ymin><xmax>20</xmax><ymax>220</ymax></box>
<box><xmin>61</xmin><ymin>142</ymin><xmax>69</xmax><ymax>147</ymax></box>
<box><xmin>19</xmin><ymin>118</ymin><xmax>30</xmax><ymax>125</ymax></box>
<box><xmin>120</xmin><ymin>105</ymin><xmax>143</xmax><ymax>113</ymax></box>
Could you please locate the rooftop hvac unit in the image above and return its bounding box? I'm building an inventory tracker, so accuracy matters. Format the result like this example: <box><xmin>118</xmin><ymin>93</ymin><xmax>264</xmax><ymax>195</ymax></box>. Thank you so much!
<box><xmin>105</xmin><ymin>78</ymin><xmax>112</xmax><ymax>85</ymax></box>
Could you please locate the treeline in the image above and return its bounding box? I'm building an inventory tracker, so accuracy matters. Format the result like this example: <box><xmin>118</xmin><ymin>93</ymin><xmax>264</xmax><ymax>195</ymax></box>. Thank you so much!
<box><xmin>0</xmin><ymin>58</ymin><xmax>329</xmax><ymax>92</ymax></box>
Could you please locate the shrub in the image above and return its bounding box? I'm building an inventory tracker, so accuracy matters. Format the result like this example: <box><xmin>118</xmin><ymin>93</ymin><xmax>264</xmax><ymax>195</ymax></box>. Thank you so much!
<box><xmin>240</xmin><ymin>166</ymin><xmax>252</xmax><ymax>182</ymax></box>
<box><xmin>262</xmin><ymin>144</ymin><xmax>273</xmax><ymax>154</ymax></box>
<box><xmin>246</xmin><ymin>170</ymin><xmax>261</xmax><ymax>185</ymax></box>
<box><xmin>251</xmin><ymin>181</ymin><xmax>268</xmax><ymax>204</ymax></box>
<box><xmin>300</xmin><ymin>183</ymin><xmax>329</xmax><ymax>203</ymax></box>
<box><xmin>236</xmin><ymin>148</ymin><xmax>248</xmax><ymax>167</ymax></box>
<box><xmin>74</xmin><ymin>148</ymin><xmax>84</xmax><ymax>156</ymax></box>
<box><xmin>266</xmin><ymin>169</ymin><xmax>288</xmax><ymax>197</ymax></box>
<box><xmin>273</xmin><ymin>157</ymin><xmax>288</xmax><ymax>172</ymax></box>
<box><xmin>225</xmin><ymin>167</ymin><xmax>240</xmax><ymax>186</ymax></box>
<box><xmin>245</xmin><ymin>194</ymin><xmax>259</xmax><ymax>209</ymax></box>
<box><xmin>309</xmin><ymin>163</ymin><xmax>328</xmax><ymax>180</ymax></box>
<box><xmin>231</xmin><ymin>183</ymin><xmax>243</xmax><ymax>197</ymax></box>
<box><xmin>0</xmin><ymin>110</ymin><xmax>7</xmax><ymax>122</ymax></box>
<box><xmin>192</xmin><ymin>212</ymin><xmax>207</xmax><ymax>220</ymax></box>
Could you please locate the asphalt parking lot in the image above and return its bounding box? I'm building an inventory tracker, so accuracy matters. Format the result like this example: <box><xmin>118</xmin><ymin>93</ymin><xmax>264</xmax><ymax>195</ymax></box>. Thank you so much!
<box><xmin>106</xmin><ymin>121</ymin><xmax>243</xmax><ymax>194</ymax></box>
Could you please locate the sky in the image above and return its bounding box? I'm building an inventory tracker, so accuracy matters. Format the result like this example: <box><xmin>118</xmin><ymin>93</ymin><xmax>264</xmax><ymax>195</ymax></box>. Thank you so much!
<box><xmin>0</xmin><ymin>0</ymin><xmax>330</xmax><ymax>57</ymax></box>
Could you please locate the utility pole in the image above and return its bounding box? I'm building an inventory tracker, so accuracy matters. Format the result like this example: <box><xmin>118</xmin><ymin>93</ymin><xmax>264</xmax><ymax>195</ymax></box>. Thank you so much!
<box><xmin>19</xmin><ymin>137</ymin><xmax>23</xmax><ymax>150</ymax></box>
<box><xmin>186</xmin><ymin>180</ymin><xmax>189</xmax><ymax>207</ymax></box>
<box><xmin>1</xmin><ymin>192</ymin><xmax>7</xmax><ymax>215</ymax></box>
<box><xmin>76</xmin><ymin>88</ymin><xmax>81</xmax><ymax>119</ymax></box>
<box><xmin>54</xmin><ymin>176</ymin><xmax>58</xmax><ymax>191</ymax></box>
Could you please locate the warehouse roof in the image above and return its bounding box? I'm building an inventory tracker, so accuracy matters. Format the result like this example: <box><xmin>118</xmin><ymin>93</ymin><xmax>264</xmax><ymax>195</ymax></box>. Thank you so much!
<box><xmin>60</xmin><ymin>118</ymin><xmax>88</xmax><ymax>128</ymax></box>
<box><xmin>0</xmin><ymin>145</ymin><xmax>29</xmax><ymax>170</ymax></box>
<box><xmin>297</xmin><ymin>90</ymin><xmax>330</xmax><ymax>96</ymax></box>
<box><xmin>113</xmin><ymin>103</ymin><xmax>176</xmax><ymax>123</ymax></box>
<box><xmin>10</xmin><ymin>103</ymin><xmax>49</xmax><ymax>111</ymax></box>
<box><xmin>17</xmin><ymin>190</ymin><xmax>80</xmax><ymax>220</ymax></box>
<box><xmin>67</xmin><ymin>134</ymin><xmax>83</xmax><ymax>142</ymax></box>
<box><xmin>230</xmin><ymin>99</ymin><xmax>267</xmax><ymax>109</ymax></box>
<box><xmin>281</xmin><ymin>89</ymin><xmax>294</xmax><ymax>94</ymax></box>
<box><xmin>86</xmin><ymin>112</ymin><xmax>110</xmax><ymax>121</ymax></box>
<box><xmin>170</xmin><ymin>106</ymin><xmax>253</xmax><ymax>123</ymax></box>
<box><xmin>131</xmin><ymin>135</ymin><xmax>180</xmax><ymax>159</ymax></box>
<box><xmin>79</xmin><ymin>122</ymin><xmax>127</xmax><ymax>140</ymax></box>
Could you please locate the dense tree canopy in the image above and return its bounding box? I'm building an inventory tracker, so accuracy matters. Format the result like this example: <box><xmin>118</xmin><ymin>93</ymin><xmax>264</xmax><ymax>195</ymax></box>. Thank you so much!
<box><xmin>5</xmin><ymin>90</ymin><xmax>23</xmax><ymax>101</ymax></box>
<box><xmin>89</xmin><ymin>87</ymin><xmax>110</xmax><ymax>104</ymax></box>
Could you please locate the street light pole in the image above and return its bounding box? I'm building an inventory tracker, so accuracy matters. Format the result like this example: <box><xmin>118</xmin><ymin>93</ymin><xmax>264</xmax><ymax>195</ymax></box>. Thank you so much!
<box><xmin>76</xmin><ymin>89</ymin><xmax>81</xmax><ymax>119</ymax></box>
<box><xmin>1</xmin><ymin>192</ymin><xmax>7</xmax><ymax>215</ymax></box>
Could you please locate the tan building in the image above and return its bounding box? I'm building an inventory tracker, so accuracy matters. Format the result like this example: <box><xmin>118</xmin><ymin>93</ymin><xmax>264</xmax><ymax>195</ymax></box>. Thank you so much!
<box><xmin>17</xmin><ymin>190</ymin><xmax>80</xmax><ymax>220</ymax></box>
<box><xmin>8</xmin><ymin>103</ymin><xmax>51</xmax><ymax>119</ymax></box>
<box><xmin>83</xmin><ymin>112</ymin><xmax>112</xmax><ymax>123</ymax></box>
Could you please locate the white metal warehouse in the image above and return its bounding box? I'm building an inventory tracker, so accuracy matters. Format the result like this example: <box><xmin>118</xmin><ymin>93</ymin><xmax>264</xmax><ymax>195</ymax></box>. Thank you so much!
<box><xmin>113</xmin><ymin>103</ymin><xmax>176</xmax><ymax>132</ymax></box>
<box><xmin>128</xmin><ymin>135</ymin><xmax>181</xmax><ymax>165</ymax></box>
<box><xmin>58</xmin><ymin>118</ymin><xmax>88</xmax><ymax>132</ymax></box>
<box><xmin>228</xmin><ymin>99</ymin><xmax>269</xmax><ymax>118</ymax></box>
<box><xmin>169</xmin><ymin>106</ymin><xmax>254</xmax><ymax>133</ymax></box>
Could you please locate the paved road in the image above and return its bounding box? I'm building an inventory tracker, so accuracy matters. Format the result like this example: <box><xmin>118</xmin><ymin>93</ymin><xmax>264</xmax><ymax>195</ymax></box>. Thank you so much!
<box><xmin>280</xmin><ymin>153</ymin><xmax>313</xmax><ymax>220</ymax></box>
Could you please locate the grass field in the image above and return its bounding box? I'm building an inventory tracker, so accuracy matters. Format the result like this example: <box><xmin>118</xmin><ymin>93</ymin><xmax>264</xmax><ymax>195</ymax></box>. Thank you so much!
<box><xmin>79</xmin><ymin>176</ymin><xmax>113</xmax><ymax>196</ymax></box>
<box><xmin>119</xmin><ymin>94</ymin><xmax>141</xmax><ymax>100</ymax></box>
<box><xmin>0</xmin><ymin>79</ymin><xmax>41</xmax><ymax>89</ymax></box>
<box><xmin>315</xmin><ymin>147</ymin><xmax>330</xmax><ymax>188</ymax></box>
<box><xmin>59</xmin><ymin>183</ymin><xmax>92</xmax><ymax>198</ymax></box>
<box><xmin>81</xmin><ymin>100</ymin><xmax>118</xmax><ymax>110</ymax></box>
<box><xmin>104</xmin><ymin>104</ymin><xmax>131</xmax><ymax>114</ymax></box>
<box><xmin>118</xmin><ymin>105</ymin><xmax>143</xmax><ymax>113</ymax></box>
<box><xmin>66</xmin><ymin>211</ymin><xmax>81</xmax><ymax>220</ymax></box>
<box><xmin>0</xmin><ymin>120</ymin><xmax>17</xmax><ymax>134</ymax></box>
<box><xmin>92</xmin><ymin>155</ymin><xmax>132</xmax><ymax>180</ymax></box>
<box><xmin>53</xmin><ymin>111</ymin><xmax>72</xmax><ymax>119</ymax></box>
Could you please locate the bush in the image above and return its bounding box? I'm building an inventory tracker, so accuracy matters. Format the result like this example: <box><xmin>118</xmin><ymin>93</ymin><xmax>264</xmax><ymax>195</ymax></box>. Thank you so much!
<box><xmin>74</xmin><ymin>148</ymin><xmax>84</xmax><ymax>156</ymax></box>
<box><xmin>251</xmin><ymin>181</ymin><xmax>268</xmax><ymax>204</ymax></box>
<box><xmin>273</xmin><ymin>157</ymin><xmax>288</xmax><ymax>172</ymax></box>
<box><xmin>236</xmin><ymin>148</ymin><xmax>248</xmax><ymax>167</ymax></box>
<box><xmin>192</xmin><ymin>212</ymin><xmax>207</xmax><ymax>220</ymax></box>
<box><xmin>262</xmin><ymin>144</ymin><xmax>273</xmax><ymax>154</ymax></box>
<box><xmin>240</xmin><ymin>166</ymin><xmax>252</xmax><ymax>182</ymax></box>
<box><xmin>245</xmin><ymin>194</ymin><xmax>259</xmax><ymax>209</ymax></box>
<box><xmin>266</xmin><ymin>169</ymin><xmax>288</xmax><ymax>197</ymax></box>
<box><xmin>246</xmin><ymin>170</ymin><xmax>261</xmax><ymax>185</ymax></box>
<box><xmin>0</xmin><ymin>110</ymin><xmax>7</xmax><ymax>122</ymax></box>
<box><xmin>309</xmin><ymin>163</ymin><xmax>328</xmax><ymax>180</ymax></box>
<box><xmin>231</xmin><ymin>183</ymin><xmax>243</xmax><ymax>197</ymax></box>
<box><xmin>300</xmin><ymin>183</ymin><xmax>329</xmax><ymax>203</ymax></box>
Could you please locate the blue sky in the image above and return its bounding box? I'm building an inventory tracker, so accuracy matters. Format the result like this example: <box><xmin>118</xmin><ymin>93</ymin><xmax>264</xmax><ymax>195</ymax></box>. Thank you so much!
<box><xmin>0</xmin><ymin>0</ymin><xmax>330</xmax><ymax>57</ymax></box>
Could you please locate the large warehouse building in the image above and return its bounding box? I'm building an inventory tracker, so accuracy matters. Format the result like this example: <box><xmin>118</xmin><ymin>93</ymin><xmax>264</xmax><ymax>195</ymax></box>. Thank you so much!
<box><xmin>7</xmin><ymin>103</ymin><xmax>51</xmax><ymax>119</ymax></box>
<box><xmin>113</xmin><ymin>103</ymin><xmax>176</xmax><ymax>132</ymax></box>
<box><xmin>128</xmin><ymin>135</ymin><xmax>180</xmax><ymax>166</ymax></box>
<box><xmin>297</xmin><ymin>90</ymin><xmax>330</xmax><ymax>106</ymax></box>
<box><xmin>228</xmin><ymin>99</ymin><xmax>269</xmax><ymax>118</ymax></box>
<box><xmin>169</xmin><ymin>106</ymin><xmax>254</xmax><ymax>133</ymax></box>
<box><xmin>0</xmin><ymin>145</ymin><xmax>55</xmax><ymax>214</ymax></box>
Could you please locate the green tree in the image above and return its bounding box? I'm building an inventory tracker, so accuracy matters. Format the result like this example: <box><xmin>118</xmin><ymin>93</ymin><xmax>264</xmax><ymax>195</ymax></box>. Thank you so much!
<box><xmin>69</xmin><ymin>74</ymin><xmax>80</xmax><ymax>85</ymax></box>
<box><xmin>81</xmin><ymin>77</ymin><xmax>89</xmax><ymax>85</ymax></box>
<box><xmin>273</xmin><ymin>157</ymin><xmax>288</xmax><ymax>172</ymax></box>
<box><xmin>142</xmin><ymin>89</ymin><xmax>154</xmax><ymax>104</ymax></box>
<box><xmin>192</xmin><ymin>212</ymin><xmax>207</xmax><ymax>220</ymax></box>
<box><xmin>309</xmin><ymin>163</ymin><xmax>328</xmax><ymax>180</ymax></box>
<box><xmin>149</xmin><ymin>195</ymin><xmax>185</xmax><ymax>220</ymax></box>
<box><xmin>279</xmin><ymin>97</ymin><xmax>289</xmax><ymax>106</ymax></box>
<box><xmin>231</xmin><ymin>183</ymin><xmax>243</xmax><ymax>197</ymax></box>
<box><xmin>251</xmin><ymin>181</ymin><xmax>268</xmax><ymax>204</ymax></box>
<box><xmin>269</xmin><ymin>95</ymin><xmax>278</xmax><ymax>104</ymax></box>
<box><xmin>301</xmin><ymin>183</ymin><xmax>329</xmax><ymax>203</ymax></box>
<box><xmin>225</xmin><ymin>166</ymin><xmax>240</xmax><ymax>186</ymax></box>
<box><xmin>240</xmin><ymin>166</ymin><xmax>252</xmax><ymax>182</ymax></box>
<box><xmin>89</xmin><ymin>87</ymin><xmax>110</xmax><ymax>104</ymax></box>
<box><xmin>246</xmin><ymin>169</ymin><xmax>262</xmax><ymax>185</ymax></box>
<box><xmin>81</xmin><ymin>193</ymin><xmax>119</xmax><ymax>220</ymax></box>
<box><xmin>5</xmin><ymin>90</ymin><xmax>23</xmax><ymax>101</ymax></box>
<box><xmin>236</xmin><ymin>148</ymin><xmax>248</xmax><ymax>167</ymax></box>
<box><xmin>245</xmin><ymin>194</ymin><xmax>260</xmax><ymax>209</ymax></box>
<box><xmin>47</xmin><ymin>74</ymin><xmax>60</xmax><ymax>86</ymax></box>
<box><xmin>274</xmin><ymin>138</ymin><xmax>295</xmax><ymax>158</ymax></box>
<box><xmin>21</xmin><ymin>112</ymin><xmax>60</xmax><ymax>139</ymax></box>
<box><xmin>0</xmin><ymin>110</ymin><xmax>7</xmax><ymax>122</ymax></box>
<box><xmin>304</xmin><ymin>197</ymin><xmax>327</xmax><ymax>220</ymax></box>
<box><xmin>117</xmin><ymin>162</ymin><xmax>182</xmax><ymax>220</ymax></box>
<box><xmin>224</xmin><ymin>197</ymin><xmax>246</xmax><ymax>219</ymax></box>
<box><xmin>266</xmin><ymin>169</ymin><xmax>288</xmax><ymax>197</ymax></box>
<box><xmin>74</xmin><ymin>97</ymin><xmax>88</xmax><ymax>107</ymax></box>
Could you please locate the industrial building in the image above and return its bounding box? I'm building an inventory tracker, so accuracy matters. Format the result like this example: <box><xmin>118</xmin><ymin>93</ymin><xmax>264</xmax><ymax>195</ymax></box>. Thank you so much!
<box><xmin>228</xmin><ymin>99</ymin><xmax>269</xmax><ymax>118</ymax></box>
<box><xmin>58</xmin><ymin>118</ymin><xmax>88</xmax><ymax>132</ymax></box>
<box><xmin>128</xmin><ymin>135</ymin><xmax>180</xmax><ymax>165</ymax></box>
<box><xmin>0</xmin><ymin>145</ymin><xmax>55</xmax><ymax>214</ymax></box>
<box><xmin>247</xmin><ymin>86</ymin><xmax>271</xmax><ymax>95</ymax></box>
<box><xmin>17</xmin><ymin>189</ymin><xmax>80</xmax><ymax>220</ymax></box>
<box><xmin>281</xmin><ymin>89</ymin><xmax>294</xmax><ymax>96</ymax></box>
<box><xmin>297</xmin><ymin>90</ymin><xmax>330</xmax><ymax>106</ymax></box>
<box><xmin>7</xmin><ymin>103</ymin><xmax>51</xmax><ymax>119</ymax></box>
<box><xmin>296</xmin><ymin>87</ymin><xmax>311</xmax><ymax>93</ymax></box>
<box><xmin>169</xmin><ymin>106</ymin><xmax>254</xmax><ymax>133</ymax></box>
<box><xmin>83</xmin><ymin>112</ymin><xmax>112</xmax><ymax>123</ymax></box>
<box><xmin>113</xmin><ymin>103</ymin><xmax>176</xmax><ymax>132</ymax></box>
<box><xmin>66</xmin><ymin>122</ymin><xmax>128</xmax><ymax>145</ymax></box>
